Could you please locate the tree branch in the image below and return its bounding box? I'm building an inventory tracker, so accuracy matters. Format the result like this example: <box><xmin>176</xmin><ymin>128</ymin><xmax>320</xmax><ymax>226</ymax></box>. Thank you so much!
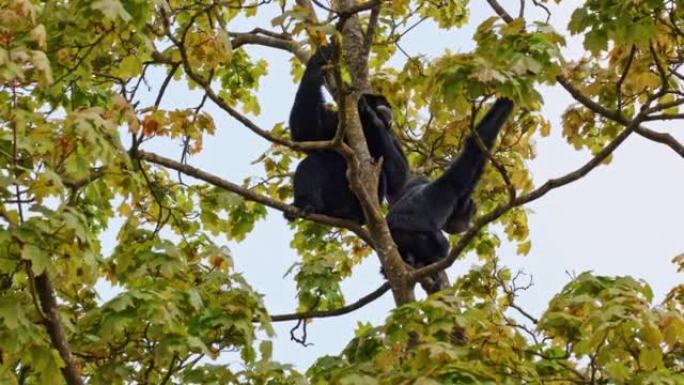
<box><xmin>616</xmin><ymin>45</ymin><xmax>636</xmax><ymax>112</ymax></box>
<box><xmin>134</xmin><ymin>150</ymin><xmax>374</xmax><ymax>245</ymax></box>
<box><xmin>154</xmin><ymin>63</ymin><xmax>180</xmax><ymax>109</ymax></box>
<box><xmin>269</xmin><ymin>282</ymin><xmax>390</xmax><ymax>322</ymax></box>
<box><xmin>34</xmin><ymin>274</ymin><xmax>84</xmax><ymax>385</ymax></box>
<box><xmin>340</xmin><ymin>0</ymin><xmax>383</xmax><ymax>16</ymax></box>
<box><xmin>334</xmin><ymin>0</ymin><xmax>415</xmax><ymax>304</ymax></box>
<box><xmin>485</xmin><ymin>0</ymin><xmax>514</xmax><ymax>22</ymax></box>
<box><xmin>555</xmin><ymin>77</ymin><xmax>626</xmax><ymax>123</ymax></box>
<box><xmin>634</xmin><ymin>126</ymin><xmax>684</xmax><ymax>158</ymax></box>
<box><xmin>230</xmin><ymin>31</ymin><xmax>308</xmax><ymax>63</ymax></box>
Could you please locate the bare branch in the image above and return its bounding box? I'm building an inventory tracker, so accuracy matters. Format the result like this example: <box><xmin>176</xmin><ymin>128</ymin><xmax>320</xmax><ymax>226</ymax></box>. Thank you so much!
<box><xmin>230</xmin><ymin>31</ymin><xmax>308</xmax><ymax>63</ymax></box>
<box><xmin>485</xmin><ymin>0</ymin><xmax>514</xmax><ymax>23</ymax></box>
<box><xmin>634</xmin><ymin>126</ymin><xmax>684</xmax><ymax>158</ymax></box>
<box><xmin>495</xmin><ymin>269</ymin><xmax>539</xmax><ymax>324</ymax></box>
<box><xmin>470</xmin><ymin>101</ymin><xmax>516</xmax><ymax>203</ymax></box>
<box><xmin>650</xmin><ymin>41</ymin><xmax>670</xmax><ymax>94</ymax></box>
<box><xmin>158</xmin><ymin>355</ymin><xmax>178</xmax><ymax>385</ymax></box>
<box><xmin>135</xmin><ymin>150</ymin><xmax>374</xmax><ymax>245</ymax></box>
<box><xmin>643</xmin><ymin>112</ymin><xmax>684</xmax><ymax>121</ymax></box>
<box><xmin>531</xmin><ymin>0</ymin><xmax>551</xmax><ymax>23</ymax></box>
<box><xmin>154</xmin><ymin>63</ymin><xmax>180</xmax><ymax>109</ymax></box>
<box><xmin>616</xmin><ymin>45</ymin><xmax>636</xmax><ymax>112</ymax></box>
<box><xmin>643</xmin><ymin>97</ymin><xmax>684</xmax><ymax>115</ymax></box>
<box><xmin>269</xmin><ymin>282</ymin><xmax>390</xmax><ymax>322</ymax></box>
<box><xmin>340</xmin><ymin>0</ymin><xmax>383</xmax><ymax>16</ymax></box>
<box><xmin>364</xmin><ymin>4</ymin><xmax>381</xmax><ymax>49</ymax></box>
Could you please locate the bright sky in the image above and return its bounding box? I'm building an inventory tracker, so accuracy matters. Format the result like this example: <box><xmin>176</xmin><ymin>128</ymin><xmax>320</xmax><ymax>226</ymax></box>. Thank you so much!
<box><xmin>99</xmin><ymin>1</ymin><xmax>684</xmax><ymax>370</ymax></box>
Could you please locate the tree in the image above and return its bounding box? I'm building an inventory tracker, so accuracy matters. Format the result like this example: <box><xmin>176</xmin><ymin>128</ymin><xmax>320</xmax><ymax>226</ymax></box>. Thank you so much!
<box><xmin>0</xmin><ymin>0</ymin><xmax>682</xmax><ymax>383</ymax></box>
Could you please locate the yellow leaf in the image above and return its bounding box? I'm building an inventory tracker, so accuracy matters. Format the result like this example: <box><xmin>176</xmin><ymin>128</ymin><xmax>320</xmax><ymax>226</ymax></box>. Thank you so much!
<box><xmin>641</xmin><ymin>322</ymin><xmax>662</xmax><ymax>345</ymax></box>
<box><xmin>29</xmin><ymin>25</ymin><xmax>46</xmax><ymax>50</ymax></box>
<box><xmin>517</xmin><ymin>240</ymin><xmax>532</xmax><ymax>256</ymax></box>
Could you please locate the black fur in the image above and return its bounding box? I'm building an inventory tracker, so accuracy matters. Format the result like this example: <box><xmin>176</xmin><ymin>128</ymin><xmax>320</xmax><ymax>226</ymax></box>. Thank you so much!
<box><xmin>289</xmin><ymin>46</ymin><xmax>338</xmax><ymax>142</ymax></box>
<box><xmin>386</xmin><ymin>98</ymin><xmax>514</xmax><ymax>289</ymax></box>
<box><xmin>287</xmin><ymin>46</ymin><xmax>409</xmax><ymax>223</ymax></box>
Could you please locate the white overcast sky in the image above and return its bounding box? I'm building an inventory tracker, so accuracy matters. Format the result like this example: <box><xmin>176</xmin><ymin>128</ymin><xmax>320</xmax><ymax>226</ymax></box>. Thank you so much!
<box><xmin>98</xmin><ymin>1</ymin><xmax>684</xmax><ymax>370</ymax></box>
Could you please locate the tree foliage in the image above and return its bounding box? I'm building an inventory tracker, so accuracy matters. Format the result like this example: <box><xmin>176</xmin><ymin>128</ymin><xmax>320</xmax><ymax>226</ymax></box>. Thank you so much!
<box><xmin>0</xmin><ymin>0</ymin><xmax>682</xmax><ymax>383</ymax></box>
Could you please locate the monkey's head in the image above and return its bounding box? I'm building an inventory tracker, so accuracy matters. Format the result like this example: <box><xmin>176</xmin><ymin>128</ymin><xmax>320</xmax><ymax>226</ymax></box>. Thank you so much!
<box><xmin>361</xmin><ymin>93</ymin><xmax>393</xmax><ymax>129</ymax></box>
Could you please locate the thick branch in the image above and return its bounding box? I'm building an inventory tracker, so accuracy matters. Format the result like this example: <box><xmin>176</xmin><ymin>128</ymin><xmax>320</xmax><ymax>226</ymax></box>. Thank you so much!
<box><xmin>269</xmin><ymin>282</ymin><xmax>390</xmax><ymax>322</ymax></box>
<box><xmin>230</xmin><ymin>31</ymin><xmax>308</xmax><ymax>63</ymax></box>
<box><xmin>340</xmin><ymin>0</ymin><xmax>383</xmax><ymax>16</ymax></box>
<box><xmin>135</xmin><ymin>150</ymin><xmax>373</xmax><ymax>244</ymax></box>
<box><xmin>335</xmin><ymin>0</ymin><xmax>415</xmax><ymax>304</ymax></box>
<box><xmin>34</xmin><ymin>274</ymin><xmax>84</xmax><ymax>385</ymax></box>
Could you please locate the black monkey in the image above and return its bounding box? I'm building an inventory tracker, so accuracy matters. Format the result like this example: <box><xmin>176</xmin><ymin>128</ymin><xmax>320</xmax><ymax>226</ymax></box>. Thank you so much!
<box><xmin>288</xmin><ymin>46</ymin><xmax>338</xmax><ymax>142</ymax></box>
<box><xmin>386</xmin><ymin>98</ymin><xmax>514</xmax><ymax>290</ymax></box>
<box><xmin>357</xmin><ymin>93</ymin><xmax>410</xmax><ymax>201</ymax></box>
<box><xmin>287</xmin><ymin>46</ymin><xmax>409</xmax><ymax>222</ymax></box>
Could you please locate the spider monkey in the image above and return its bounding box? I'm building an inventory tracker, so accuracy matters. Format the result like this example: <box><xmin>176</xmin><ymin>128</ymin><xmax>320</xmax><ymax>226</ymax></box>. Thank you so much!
<box><xmin>286</xmin><ymin>46</ymin><xmax>409</xmax><ymax>223</ymax></box>
<box><xmin>386</xmin><ymin>98</ymin><xmax>514</xmax><ymax>291</ymax></box>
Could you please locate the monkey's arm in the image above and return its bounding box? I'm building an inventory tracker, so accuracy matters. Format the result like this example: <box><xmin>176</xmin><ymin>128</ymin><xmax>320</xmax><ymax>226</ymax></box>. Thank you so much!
<box><xmin>289</xmin><ymin>47</ymin><xmax>338</xmax><ymax>142</ymax></box>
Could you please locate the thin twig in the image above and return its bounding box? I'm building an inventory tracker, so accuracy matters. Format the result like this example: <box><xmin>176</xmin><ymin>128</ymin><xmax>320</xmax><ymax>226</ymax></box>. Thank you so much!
<box><xmin>154</xmin><ymin>63</ymin><xmax>180</xmax><ymax>108</ymax></box>
<box><xmin>616</xmin><ymin>45</ymin><xmax>636</xmax><ymax>112</ymax></box>
<box><xmin>485</xmin><ymin>0</ymin><xmax>514</xmax><ymax>22</ymax></box>
<box><xmin>269</xmin><ymin>282</ymin><xmax>390</xmax><ymax>322</ymax></box>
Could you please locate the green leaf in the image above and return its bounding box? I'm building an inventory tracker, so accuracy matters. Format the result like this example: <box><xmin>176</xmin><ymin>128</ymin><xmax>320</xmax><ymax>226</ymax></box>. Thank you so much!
<box><xmin>259</xmin><ymin>340</ymin><xmax>273</xmax><ymax>361</ymax></box>
<box><xmin>0</xmin><ymin>295</ymin><xmax>22</xmax><ymax>329</ymax></box>
<box><xmin>118</xmin><ymin>56</ymin><xmax>143</xmax><ymax>78</ymax></box>
<box><xmin>584</xmin><ymin>28</ymin><xmax>608</xmax><ymax>55</ymax></box>
<box><xmin>21</xmin><ymin>244</ymin><xmax>49</xmax><ymax>275</ymax></box>
<box><xmin>639</xmin><ymin>348</ymin><xmax>663</xmax><ymax>371</ymax></box>
<box><xmin>91</xmin><ymin>0</ymin><xmax>132</xmax><ymax>21</ymax></box>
